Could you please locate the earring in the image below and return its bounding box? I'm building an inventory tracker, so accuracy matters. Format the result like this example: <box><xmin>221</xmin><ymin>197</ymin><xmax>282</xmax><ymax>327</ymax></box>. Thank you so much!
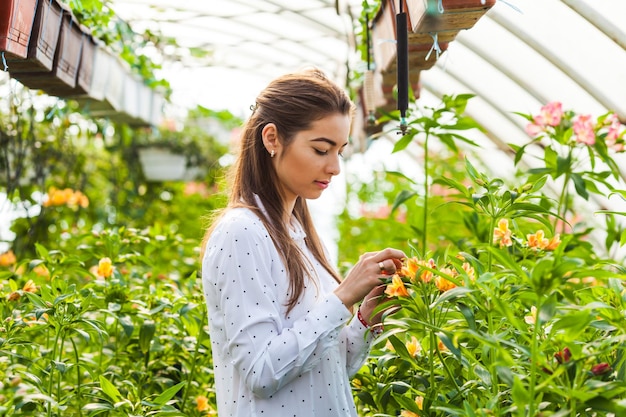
<box><xmin>270</xmin><ymin>149</ymin><xmax>275</xmax><ymax>158</ymax></box>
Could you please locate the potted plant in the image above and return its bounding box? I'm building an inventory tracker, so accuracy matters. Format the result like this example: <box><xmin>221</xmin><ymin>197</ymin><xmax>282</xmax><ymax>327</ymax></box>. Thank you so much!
<box><xmin>133</xmin><ymin>106</ymin><xmax>233</xmax><ymax>183</ymax></box>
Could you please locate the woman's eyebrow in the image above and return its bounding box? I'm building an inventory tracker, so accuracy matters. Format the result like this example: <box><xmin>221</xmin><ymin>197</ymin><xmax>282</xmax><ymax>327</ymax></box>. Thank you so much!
<box><xmin>311</xmin><ymin>137</ymin><xmax>348</xmax><ymax>148</ymax></box>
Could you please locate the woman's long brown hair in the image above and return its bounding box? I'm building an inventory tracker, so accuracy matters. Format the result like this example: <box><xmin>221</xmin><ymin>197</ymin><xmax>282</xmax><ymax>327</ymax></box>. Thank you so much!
<box><xmin>201</xmin><ymin>68</ymin><xmax>355</xmax><ymax>314</ymax></box>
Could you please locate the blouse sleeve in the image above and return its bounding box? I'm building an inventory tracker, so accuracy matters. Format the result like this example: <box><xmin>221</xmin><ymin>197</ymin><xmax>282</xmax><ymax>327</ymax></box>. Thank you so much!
<box><xmin>203</xmin><ymin>212</ymin><xmax>354</xmax><ymax>398</ymax></box>
<box><xmin>341</xmin><ymin>314</ymin><xmax>374</xmax><ymax>377</ymax></box>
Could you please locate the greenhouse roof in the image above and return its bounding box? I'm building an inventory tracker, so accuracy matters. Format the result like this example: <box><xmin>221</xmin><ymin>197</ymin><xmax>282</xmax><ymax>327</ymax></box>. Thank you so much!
<box><xmin>111</xmin><ymin>0</ymin><xmax>626</xmax><ymax>146</ymax></box>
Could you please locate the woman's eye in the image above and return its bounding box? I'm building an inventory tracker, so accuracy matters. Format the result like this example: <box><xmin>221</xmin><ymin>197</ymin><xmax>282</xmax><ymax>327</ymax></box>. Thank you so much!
<box><xmin>314</xmin><ymin>149</ymin><xmax>328</xmax><ymax>155</ymax></box>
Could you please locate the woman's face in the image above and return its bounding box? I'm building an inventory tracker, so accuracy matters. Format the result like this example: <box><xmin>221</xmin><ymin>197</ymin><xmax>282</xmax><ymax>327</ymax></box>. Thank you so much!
<box><xmin>273</xmin><ymin>113</ymin><xmax>350</xmax><ymax>209</ymax></box>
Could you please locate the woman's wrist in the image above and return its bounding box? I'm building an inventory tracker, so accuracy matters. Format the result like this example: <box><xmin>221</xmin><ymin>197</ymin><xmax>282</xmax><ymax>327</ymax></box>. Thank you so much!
<box><xmin>357</xmin><ymin>307</ymin><xmax>384</xmax><ymax>336</ymax></box>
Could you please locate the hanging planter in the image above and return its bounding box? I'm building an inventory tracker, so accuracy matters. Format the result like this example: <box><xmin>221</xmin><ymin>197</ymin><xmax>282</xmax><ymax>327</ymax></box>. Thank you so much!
<box><xmin>57</xmin><ymin>27</ymin><xmax>97</xmax><ymax>97</ymax></box>
<box><xmin>12</xmin><ymin>2</ymin><xmax>84</xmax><ymax>95</ymax></box>
<box><xmin>4</xmin><ymin>0</ymin><xmax>63</xmax><ymax>73</ymax></box>
<box><xmin>406</xmin><ymin>0</ymin><xmax>496</xmax><ymax>33</ymax></box>
<box><xmin>0</xmin><ymin>0</ymin><xmax>38</xmax><ymax>60</ymax></box>
<box><xmin>137</xmin><ymin>147</ymin><xmax>187</xmax><ymax>182</ymax></box>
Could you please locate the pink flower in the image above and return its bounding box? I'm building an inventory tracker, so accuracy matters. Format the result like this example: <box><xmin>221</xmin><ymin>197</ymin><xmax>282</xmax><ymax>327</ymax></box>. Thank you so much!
<box><xmin>573</xmin><ymin>114</ymin><xmax>595</xmax><ymax>145</ymax></box>
<box><xmin>541</xmin><ymin>102</ymin><xmax>563</xmax><ymax>126</ymax></box>
<box><xmin>525</xmin><ymin>102</ymin><xmax>563</xmax><ymax>137</ymax></box>
<box><xmin>605</xmin><ymin>113</ymin><xmax>621</xmax><ymax>142</ymax></box>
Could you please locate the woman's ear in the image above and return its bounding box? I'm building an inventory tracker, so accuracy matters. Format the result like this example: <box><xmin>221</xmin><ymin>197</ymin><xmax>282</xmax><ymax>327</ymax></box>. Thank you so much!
<box><xmin>262</xmin><ymin>123</ymin><xmax>279</xmax><ymax>157</ymax></box>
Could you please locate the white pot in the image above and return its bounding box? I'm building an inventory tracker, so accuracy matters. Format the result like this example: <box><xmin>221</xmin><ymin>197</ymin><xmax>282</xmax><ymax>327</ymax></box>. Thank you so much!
<box><xmin>137</xmin><ymin>147</ymin><xmax>187</xmax><ymax>181</ymax></box>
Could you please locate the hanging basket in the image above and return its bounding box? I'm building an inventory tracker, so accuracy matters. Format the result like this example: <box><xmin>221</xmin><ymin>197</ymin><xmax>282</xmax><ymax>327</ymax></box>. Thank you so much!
<box><xmin>0</xmin><ymin>0</ymin><xmax>38</xmax><ymax>60</ymax></box>
<box><xmin>137</xmin><ymin>147</ymin><xmax>187</xmax><ymax>182</ymax></box>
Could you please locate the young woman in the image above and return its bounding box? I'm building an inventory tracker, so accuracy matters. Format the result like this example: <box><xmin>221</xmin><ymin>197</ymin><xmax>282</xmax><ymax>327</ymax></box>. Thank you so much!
<box><xmin>201</xmin><ymin>68</ymin><xmax>406</xmax><ymax>416</ymax></box>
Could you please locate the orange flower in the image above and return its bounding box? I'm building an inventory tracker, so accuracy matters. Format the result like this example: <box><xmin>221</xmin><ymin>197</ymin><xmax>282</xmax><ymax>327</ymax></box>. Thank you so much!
<box><xmin>527</xmin><ymin>230</ymin><xmax>549</xmax><ymax>249</ymax></box>
<box><xmin>33</xmin><ymin>264</ymin><xmax>49</xmax><ymax>278</ymax></box>
<box><xmin>385</xmin><ymin>275</ymin><xmax>409</xmax><ymax>298</ymax></box>
<box><xmin>399</xmin><ymin>256</ymin><xmax>420</xmax><ymax>280</ymax></box>
<box><xmin>43</xmin><ymin>187</ymin><xmax>89</xmax><ymax>208</ymax></box>
<box><xmin>493</xmin><ymin>218</ymin><xmax>513</xmax><ymax>248</ymax></box>
<box><xmin>435</xmin><ymin>268</ymin><xmax>457</xmax><ymax>292</ymax></box>
<box><xmin>406</xmin><ymin>336</ymin><xmax>421</xmax><ymax>357</ymax></box>
<box><xmin>546</xmin><ymin>234</ymin><xmax>561</xmax><ymax>250</ymax></box>
<box><xmin>400</xmin><ymin>396</ymin><xmax>424</xmax><ymax>416</ymax></box>
<box><xmin>97</xmin><ymin>257</ymin><xmax>114</xmax><ymax>278</ymax></box>
<box><xmin>417</xmin><ymin>258</ymin><xmax>436</xmax><ymax>283</ymax></box>
<box><xmin>22</xmin><ymin>280</ymin><xmax>37</xmax><ymax>293</ymax></box>
<box><xmin>67</xmin><ymin>190</ymin><xmax>90</xmax><ymax>208</ymax></box>
<box><xmin>0</xmin><ymin>250</ymin><xmax>17</xmax><ymax>267</ymax></box>
<box><xmin>196</xmin><ymin>395</ymin><xmax>210</xmax><ymax>412</ymax></box>
<box><xmin>438</xmin><ymin>339</ymin><xmax>448</xmax><ymax>352</ymax></box>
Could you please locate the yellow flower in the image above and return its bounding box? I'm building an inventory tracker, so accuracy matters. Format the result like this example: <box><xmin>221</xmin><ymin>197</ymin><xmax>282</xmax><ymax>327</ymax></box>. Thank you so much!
<box><xmin>22</xmin><ymin>280</ymin><xmax>37</xmax><ymax>293</ymax></box>
<box><xmin>385</xmin><ymin>275</ymin><xmax>409</xmax><ymax>298</ymax></box>
<box><xmin>524</xmin><ymin>306</ymin><xmax>537</xmax><ymax>325</ymax></box>
<box><xmin>400</xmin><ymin>397</ymin><xmax>423</xmax><ymax>417</ymax></box>
<box><xmin>0</xmin><ymin>250</ymin><xmax>17</xmax><ymax>267</ymax></box>
<box><xmin>406</xmin><ymin>336</ymin><xmax>421</xmax><ymax>357</ymax></box>
<box><xmin>461</xmin><ymin>262</ymin><xmax>476</xmax><ymax>281</ymax></box>
<box><xmin>385</xmin><ymin>339</ymin><xmax>395</xmax><ymax>352</ymax></box>
<box><xmin>493</xmin><ymin>218</ymin><xmax>513</xmax><ymax>247</ymax></box>
<box><xmin>415</xmin><ymin>396</ymin><xmax>424</xmax><ymax>410</ymax></box>
<box><xmin>196</xmin><ymin>395</ymin><xmax>209</xmax><ymax>412</ymax></box>
<box><xmin>97</xmin><ymin>257</ymin><xmax>114</xmax><ymax>278</ymax></box>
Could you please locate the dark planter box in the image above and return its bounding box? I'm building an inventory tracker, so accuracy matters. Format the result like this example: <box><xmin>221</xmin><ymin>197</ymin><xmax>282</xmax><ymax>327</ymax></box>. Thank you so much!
<box><xmin>5</xmin><ymin>0</ymin><xmax>63</xmax><ymax>73</ymax></box>
<box><xmin>12</xmin><ymin>5</ymin><xmax>84</xmax><ymax>95</ymax></box>
<box><xmin>0</xmin><ymin>0</ymin><xmax>38</xmax><ymax>60</ymax></box>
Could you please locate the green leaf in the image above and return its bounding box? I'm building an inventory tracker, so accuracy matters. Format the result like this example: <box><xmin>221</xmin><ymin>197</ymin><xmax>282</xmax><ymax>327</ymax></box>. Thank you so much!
<box><xmin>571</xmin><ymin>172</ymin><xmax>589</xmax><ymax>200</ymax></box>
<box><xmin>139</xmin><ymin>319</ymin><xmax>156</xmax><ymax>354</ymax></box>
<box><xmin>391</xmin><ymin>190</ymin><xmax>417</xmax><ymax>213</ymax></box>
<box><xmin>99</xmin><ymin>375</ymin><xmax>122</xmax><ymax>403</ymax></box>
<box><xmin>392</xmin><ymin>134</ymin><xmax>414</xmax><ymax>153</ymax></box>
<box><xmin>152</xmin><ymin>381</ymin><xmax>186</xmax><ymax>406</ymax></box>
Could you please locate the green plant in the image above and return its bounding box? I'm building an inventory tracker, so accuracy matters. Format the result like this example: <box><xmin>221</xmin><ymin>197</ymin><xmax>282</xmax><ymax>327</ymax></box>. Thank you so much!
<box><xmin>348</xmin><ymin>97</ymin><xmax>626</xmax><ymax>416</ymax></box>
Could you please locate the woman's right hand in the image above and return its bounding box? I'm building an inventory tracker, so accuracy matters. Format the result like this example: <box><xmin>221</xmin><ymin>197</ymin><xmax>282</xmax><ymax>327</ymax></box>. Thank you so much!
<box><xmin>333</xmin><ymin>247</ymin><xmax>406</xmax><ymax>312</ymax></box>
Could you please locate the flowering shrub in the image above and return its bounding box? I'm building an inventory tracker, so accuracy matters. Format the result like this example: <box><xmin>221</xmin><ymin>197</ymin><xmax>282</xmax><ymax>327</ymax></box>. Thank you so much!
<box><xmin>0</xmin><ymin>227</ymin><xmax>215</xmax><ymax>416</ymax></box>
<box><xmin>350</xmin><ymin>98</ymin><xmax>626</xmax><ymax>416</ymax></box>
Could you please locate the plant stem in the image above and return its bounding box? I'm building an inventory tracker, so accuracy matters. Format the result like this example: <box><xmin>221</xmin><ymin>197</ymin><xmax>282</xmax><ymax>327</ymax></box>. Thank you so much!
<box><xmin>528</xmin><ymin>300</ymin><xmax>542</xmax><ymax>417</ymax></box>
<box><xmin>47</xmin><ymin>327</ymin><xmax>63</xmax><ymax>417</ymax></box>
<box><xmin>181</xmin><ymin>314</ymin><xmax>207</xmax><ymax>413</ymax></box>
<box><xmin>71</xmin><ymin>337</ymin><xmax>84</xmax><ymax>417</ymax></box>
<box><xmin>422</xmin><ymin>131</ymin><xmax>430</xmax><ymax>256</ymax></box>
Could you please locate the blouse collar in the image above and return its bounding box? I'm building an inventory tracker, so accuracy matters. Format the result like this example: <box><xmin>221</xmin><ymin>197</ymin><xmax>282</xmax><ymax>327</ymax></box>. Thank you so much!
<box><xmin>253</xmin><ymin>194</ymin><xmax>307</xmax><ymax>242</ymax></box>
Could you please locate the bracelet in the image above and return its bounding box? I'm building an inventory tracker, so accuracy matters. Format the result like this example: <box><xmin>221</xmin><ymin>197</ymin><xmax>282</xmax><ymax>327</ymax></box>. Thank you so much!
<box><xmin>357</xmin><ymin>308</ymin><xmax>384</xmax><ymax>336</ymax></box>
